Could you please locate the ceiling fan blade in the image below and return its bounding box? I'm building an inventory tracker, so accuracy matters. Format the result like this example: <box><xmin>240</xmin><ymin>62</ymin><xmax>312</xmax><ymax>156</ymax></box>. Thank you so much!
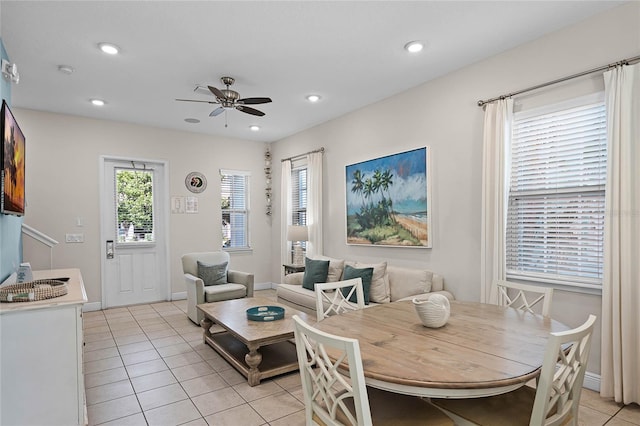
<box><xmin>208</xmin><ymin>86</ymin><xmax>226</xmax><ymax>99</ymax></box>
<box><xmin>175</xmin><ymin>99</ymin><xmax>218</xmax><ymax>104</ymax></box>
<box><xmin>238</xmin><ymin>97</ymin><xmax>272</xmax><ymax>105</ymax></box>
<box><xmin>209</xmin><ymin>107</ymin><xmax>225</xmax><ymax>117</ymax></box>
<box><xmin>236</xmin><ymin>105</ymin><xmax>265</xmax><ymax>116</ymax></box>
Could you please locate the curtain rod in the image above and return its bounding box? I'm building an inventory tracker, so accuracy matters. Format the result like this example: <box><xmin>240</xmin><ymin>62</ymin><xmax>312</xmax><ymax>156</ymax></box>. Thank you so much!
<box><xmin>477</xmin><ymin>54</ymin><xmax>640</xmax><ymax>107</ymax></box>
<box><xmin>281</xmin><ymin>147</ymin><xmax>325</xmax><ymax>162</ymax></box>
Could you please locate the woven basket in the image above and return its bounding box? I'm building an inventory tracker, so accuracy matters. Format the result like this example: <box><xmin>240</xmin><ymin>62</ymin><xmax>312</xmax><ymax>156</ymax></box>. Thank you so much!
<box><xmin>0</xmin><ymin>279</ymin><xmax>68</xmax><ymax>302</ymax></box>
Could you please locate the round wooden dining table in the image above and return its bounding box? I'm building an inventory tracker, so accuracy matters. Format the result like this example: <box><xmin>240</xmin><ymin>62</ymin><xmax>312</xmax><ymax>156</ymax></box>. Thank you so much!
<box><xmin>312</xmin><ymin>299</ymin><xmax>570</xmax><ymax>398</ymax></box>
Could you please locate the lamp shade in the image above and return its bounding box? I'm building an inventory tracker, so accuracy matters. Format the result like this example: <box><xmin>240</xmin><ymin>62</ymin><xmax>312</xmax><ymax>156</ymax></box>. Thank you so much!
<box><xmin>287</xmin><ymin>225</ymin><xmax>308</xmax><ymax>242</ymax></box>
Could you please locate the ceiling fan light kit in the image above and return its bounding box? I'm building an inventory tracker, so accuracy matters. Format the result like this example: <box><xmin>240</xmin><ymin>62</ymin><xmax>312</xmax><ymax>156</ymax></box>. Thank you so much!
<box><xmin>176</xmin><ymin>76</ymin><xmax>272</xmax><ymax>125</ymax></box>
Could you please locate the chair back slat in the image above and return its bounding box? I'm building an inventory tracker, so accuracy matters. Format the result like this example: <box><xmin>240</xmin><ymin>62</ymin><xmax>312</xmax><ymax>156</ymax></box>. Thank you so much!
<box><xmin>315</xmin><ymin>278</ymin><xmax>365</xmax><ymax>322</ymax></box>
<box><xmin>530</xmin><ymin>314</ymin><xmax>597</xmax><ymax>426</ymax></box>
<box><xmin>293</xmin><ymin>315</ymin><xmax>372</xmax><ymax>426</ymax></box>
<box><xmin>494</xmin><ymin>280</ymin><xmax>554</xmax><ymax>317</ymax></box>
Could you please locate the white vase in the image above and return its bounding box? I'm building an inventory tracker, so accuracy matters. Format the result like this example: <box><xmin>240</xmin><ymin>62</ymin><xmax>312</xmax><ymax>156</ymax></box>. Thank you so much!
<box><xmin>413</xmin><ymin>294</ymin><xmax>450</xmax><ymax>328</ymax></box>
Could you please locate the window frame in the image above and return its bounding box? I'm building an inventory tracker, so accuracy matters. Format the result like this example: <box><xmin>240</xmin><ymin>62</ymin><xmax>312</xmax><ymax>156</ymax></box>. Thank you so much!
<box><xmin>220</xmin><ymin>169</ymin><xmax>251</xmax><ymax>252</ymax></box>
<box><xmin>505</xmin><ymin>93</ymin><xmax>607</xmax><ymax>294</ymax></box>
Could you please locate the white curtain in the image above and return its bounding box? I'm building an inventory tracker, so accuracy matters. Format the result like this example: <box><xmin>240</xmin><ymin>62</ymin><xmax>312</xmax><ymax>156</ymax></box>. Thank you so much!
<box><xmin>306</xmin><ymin>151</ymin><xmax>324</xmax><ymax>257</ymax></box>
<box><xmin>480</xmin><ymin>99</ymin><xmax>513</xmax><ymax>303</ymax></box>
<box><xmin>601</xmin><ymin>62</ymin><xmax>640</xmax><ymax>405</ymax></box>
<box><xmin>280</xmin><ymin>159</ymin><xmax>292</xmax><ymax>281</ymax></box>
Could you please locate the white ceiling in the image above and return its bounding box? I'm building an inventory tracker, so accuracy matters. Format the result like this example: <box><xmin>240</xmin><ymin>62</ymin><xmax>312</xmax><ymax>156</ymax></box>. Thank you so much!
<box><xmin>0</xmin><ymin>1</ymin><xmax>624</xmax><ymax>143</ymax></box>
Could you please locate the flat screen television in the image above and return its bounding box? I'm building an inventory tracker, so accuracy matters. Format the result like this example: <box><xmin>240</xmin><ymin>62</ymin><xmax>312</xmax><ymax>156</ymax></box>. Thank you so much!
<box><xmin>1</xmin><ymin>99</ymin><xmax>26</xmax><ymax>216</ymax></box>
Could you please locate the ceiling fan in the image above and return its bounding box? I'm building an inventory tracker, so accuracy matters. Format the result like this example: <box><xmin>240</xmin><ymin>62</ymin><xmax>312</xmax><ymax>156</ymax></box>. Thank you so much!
<box><xmin>176</xmin><ymin>76</ymin><xmax>272</xmax><ymax>118</ymax></box>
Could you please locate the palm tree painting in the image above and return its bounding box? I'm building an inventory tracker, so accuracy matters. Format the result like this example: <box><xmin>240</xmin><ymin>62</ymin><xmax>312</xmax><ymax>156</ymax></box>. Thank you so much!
<box><xmin>346</xmin><ymin>147</ymin><xmax>431</xmax><ymax>247</ymax></box>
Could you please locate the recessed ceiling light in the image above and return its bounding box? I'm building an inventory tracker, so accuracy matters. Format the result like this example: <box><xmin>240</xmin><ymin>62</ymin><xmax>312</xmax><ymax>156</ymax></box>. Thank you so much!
<box><xmin>98</xmin><ymin>42</ymin><xmax>120</xmax><ymax>55</ymax></box>
<box><xmin>249</xmin><ymin>125</ymin><xmax>260</xmax><ymax>132</ymax></box>
<box><xmin>57</xmin><ymin>65</ymin><xmax>75</xmax><ymax>75</ymax></box>
<box><xmin>404</xmin><ymin>41</ymin><xmax>424</xmax><ymax>53</ymax></box>
<box><xmin>306</xmin><ymin>94</ymin><xmax>321</xmax><ymax>103</ymax></box>
<box><xmin>90</xmin><ymin>99</ymin><xmax>105</xmax><ymax>106</ymax></box>
<box><xmin>184</xmin><ymin>118</ymin><xmax>200</xmax><ymax>124</ymax></box>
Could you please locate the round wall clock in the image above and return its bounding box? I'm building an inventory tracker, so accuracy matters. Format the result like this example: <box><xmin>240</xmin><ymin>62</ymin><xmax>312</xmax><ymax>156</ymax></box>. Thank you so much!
<box><xmin>185</xmin><ymin>172</ymin><xmax>207</xmax><ymax>193</ymax></box>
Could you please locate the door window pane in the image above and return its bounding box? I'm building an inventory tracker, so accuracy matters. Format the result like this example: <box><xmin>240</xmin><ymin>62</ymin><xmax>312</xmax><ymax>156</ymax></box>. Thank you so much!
<box><xmin>115</xmin><ymin>168</ymin><xmax>155</xmax><ymax>243</ymax></box>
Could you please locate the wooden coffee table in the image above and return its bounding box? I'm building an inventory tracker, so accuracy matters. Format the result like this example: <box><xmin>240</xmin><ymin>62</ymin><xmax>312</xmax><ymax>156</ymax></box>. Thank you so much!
<box><xmin>197</xmin><ymin>297</ymin><xmax>310</xmax><ymax>386</ymax></box>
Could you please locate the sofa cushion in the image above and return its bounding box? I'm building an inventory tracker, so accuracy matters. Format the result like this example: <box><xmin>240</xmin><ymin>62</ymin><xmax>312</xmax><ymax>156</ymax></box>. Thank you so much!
<box><xmin>342</xmin><ymin>265</ymin><xmax>373</xmax><ymax>304</ymax></box>
<box><xmin>203</xmin><ymin>283</ymin><xmax>247</xmax><ymax>302</ymax></box>
<box><xmin>197</xmin><ymin>260</ymin><xmax>228</xmax><ymax>286</ymax></box>
<box><xmin>313</xmin><ymin>256</ymin><xmax>345</xmax><ymax>282</ymax></box>
<box><xmin>389</xmin><ymin>268</ymin><xmax>433</xmax><ymax>301</ymax></box>
<box><xmin>302</xmin><ymin>257</ymin><xmax>330</xmax><ymax>291</ymax></box>
<box><xmin>355</xmin><ymin>261</ymin><xmax>390</xmax><ymax>304</ymax></box>
<box><xmin>277</xmin><ymin>283</ymin><xmax>320</xmax><ymax>315</ymax></box>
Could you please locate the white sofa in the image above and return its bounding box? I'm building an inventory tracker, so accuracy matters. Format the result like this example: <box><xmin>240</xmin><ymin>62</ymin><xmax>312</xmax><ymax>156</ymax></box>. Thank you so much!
<box><xmin>276</xmin><ymin>258</ymin><xmax>453</xmax><ymax>316</ymax></box>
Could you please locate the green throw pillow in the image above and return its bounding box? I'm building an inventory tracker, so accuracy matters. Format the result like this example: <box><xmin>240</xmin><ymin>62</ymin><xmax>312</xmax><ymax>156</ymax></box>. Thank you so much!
<box><xmin>197</xmin><ymin>260</ymin><xmax>228</xmax><ymax>286</ymax></box>
<box><xmin>341</xmin><ymin>265</ymin><xmax>373</xmax><ymax>304</ymax></box>
<box><xmin>302</xmin><ymin>257</ymin><xmax>330</xmax><ymax>291</ymax></box>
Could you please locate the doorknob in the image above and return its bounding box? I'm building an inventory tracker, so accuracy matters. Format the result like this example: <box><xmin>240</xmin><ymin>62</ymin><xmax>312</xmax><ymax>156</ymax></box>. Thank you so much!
<box><xmin>106</xmin><ymin>240</ymin><xmax>114</xmax><ymax>259</ymax></box>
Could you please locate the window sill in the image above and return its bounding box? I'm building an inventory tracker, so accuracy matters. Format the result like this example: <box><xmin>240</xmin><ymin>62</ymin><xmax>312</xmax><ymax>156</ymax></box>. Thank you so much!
<box><xmin>223</xmin><ymin>247</ymin><xmax>253</xmax><ymax>254</ymax></box>
<box><xmin>506</xmin><ymin>273</ymin><xmax>602</xmax><ymax>296</ymax></box>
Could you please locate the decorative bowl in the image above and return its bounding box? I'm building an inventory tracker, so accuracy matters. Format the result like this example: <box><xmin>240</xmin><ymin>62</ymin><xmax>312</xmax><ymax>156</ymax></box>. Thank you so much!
<box><xmin>413</xmin><ymin>294</ymin><xmax>450</xmax><ymax>328</ymax></box>
<box><xmin>246</xmin><ymin>306</ymin><xmax>285</xmax><ymax>322</ymax></box>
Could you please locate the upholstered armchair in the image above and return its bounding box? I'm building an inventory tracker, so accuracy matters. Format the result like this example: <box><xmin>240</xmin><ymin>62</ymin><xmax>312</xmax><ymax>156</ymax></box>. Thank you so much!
<box><xmin>182</xmin><ymin>251</ymin><xmax>254</xmax><ymax>325</ymax></box>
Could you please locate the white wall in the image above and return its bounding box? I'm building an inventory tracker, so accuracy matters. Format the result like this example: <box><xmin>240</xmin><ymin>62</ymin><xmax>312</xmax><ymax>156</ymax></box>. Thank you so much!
<box><xmin>270</xmin><ymin>3</ymin><xmax>640</xmax><ymax>377</ymax></box>
<box><xmin>18</xmin><ymin>109</ymin><xmax>273</xmax><ymax>303</ymax></box>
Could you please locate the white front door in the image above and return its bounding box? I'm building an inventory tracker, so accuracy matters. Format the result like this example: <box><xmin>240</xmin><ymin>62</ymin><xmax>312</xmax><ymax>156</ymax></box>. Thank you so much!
<box><xmin>100</xmin><ymin>157</ymin><xmax>169</xmax><ymax>308</ymax></box>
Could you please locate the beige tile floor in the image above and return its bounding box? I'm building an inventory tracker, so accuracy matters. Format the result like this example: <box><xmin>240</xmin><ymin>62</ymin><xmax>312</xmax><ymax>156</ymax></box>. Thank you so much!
<box><xmin>83</xmin><ymin>289</ymin><xmax>640</xmax><ymax>426</ymax></box>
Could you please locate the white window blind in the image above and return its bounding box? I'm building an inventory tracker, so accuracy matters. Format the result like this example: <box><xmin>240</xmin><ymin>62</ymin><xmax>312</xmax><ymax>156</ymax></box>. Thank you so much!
<box><xmin>506</xmin><ymin>96</ymin><xmax>606</xmax><ymax>289</ymax></box>
<box><xmin>221</xmin><ymin>170</ymin><xmax>250</xmax><ymax>250</ymax></box>
<box><xmin>291</xmin><ymin>166</ymin><xmax>307</xmax><ymax>226</ymax></box>
<box><xmin>289</xmin><ymin>164</ymin><xmax>307</xmax><ymax>263</ymax></box>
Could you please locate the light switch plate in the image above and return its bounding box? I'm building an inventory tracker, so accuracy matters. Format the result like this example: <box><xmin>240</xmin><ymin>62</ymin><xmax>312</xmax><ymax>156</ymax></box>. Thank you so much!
<box><xmin>65</xmin><ymin>233</ymin><xmax>84</xmax><ymax>243</ymax></box>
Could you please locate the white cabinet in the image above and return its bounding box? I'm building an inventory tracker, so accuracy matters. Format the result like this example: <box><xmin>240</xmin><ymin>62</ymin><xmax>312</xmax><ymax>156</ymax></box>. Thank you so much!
<box><xmin>0</xmin><ymin>269</ymin><xmax>87</xmax><ymax>425</ymax></box>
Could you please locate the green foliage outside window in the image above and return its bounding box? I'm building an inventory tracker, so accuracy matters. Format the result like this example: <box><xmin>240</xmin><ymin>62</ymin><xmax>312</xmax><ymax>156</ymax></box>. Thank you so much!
<box><xmin>116</xmin><ymin>170</ymin><xmax>154</xmax><ymax>242</ymax></box>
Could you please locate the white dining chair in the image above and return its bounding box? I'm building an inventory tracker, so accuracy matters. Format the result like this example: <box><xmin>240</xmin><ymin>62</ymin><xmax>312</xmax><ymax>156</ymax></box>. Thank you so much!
<box><xmin>292</xmin><ymin>315</ymin><xmax>453</xmax><ymax>426</ymax></box>
<box><xmin>494</xmin><ymin>279</ymin><xmax>554</xmax><ymax>317</ymax></box>
<box><xmin>314</xmin><ymin>278</ymin><xmax>365</xmax><ymax>322</ymax></box>
<box><xmin>431</xmin><ymin>314</ymin><xmax>597</xmax><ymax>426</ymax></box>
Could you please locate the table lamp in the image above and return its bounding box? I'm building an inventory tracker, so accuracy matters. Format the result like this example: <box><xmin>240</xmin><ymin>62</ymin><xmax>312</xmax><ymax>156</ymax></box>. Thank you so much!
<box><xmin>287</xmin><ymin>225</ymin><xmax>308</xmax><ymax>265</ymax></box>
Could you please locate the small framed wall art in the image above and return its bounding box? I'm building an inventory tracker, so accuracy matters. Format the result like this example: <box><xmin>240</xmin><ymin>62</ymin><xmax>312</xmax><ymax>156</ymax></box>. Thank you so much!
<box><xmin>185</xmin><ymin>172</ymin><xmax>207</xmax><ymax>193</ymax></box>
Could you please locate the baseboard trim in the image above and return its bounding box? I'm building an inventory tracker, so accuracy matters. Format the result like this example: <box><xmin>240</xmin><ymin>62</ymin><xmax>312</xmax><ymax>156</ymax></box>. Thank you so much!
<box><xmin>83</xmin><ymin>302</ymin><xmax>102</xmax><ymax>312</ymax></box>
<box><xmin>583</xmin><ymin>371</ymin><xmax>601</xmax><ymax>392</ymax></box>
<box><xmin>172</xmin><ymin>292</ymin><xmax>187</xmax><ymax>301</ymax></box>
<box><xmin>254</xmin><ymin>282</ymin><xmax>274</xmax><ymax>291</ymax></box>
<box><xmin>84</xmin><ymin>286</ymin><xmax>272</xmax><ymax>312</ymax></box>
